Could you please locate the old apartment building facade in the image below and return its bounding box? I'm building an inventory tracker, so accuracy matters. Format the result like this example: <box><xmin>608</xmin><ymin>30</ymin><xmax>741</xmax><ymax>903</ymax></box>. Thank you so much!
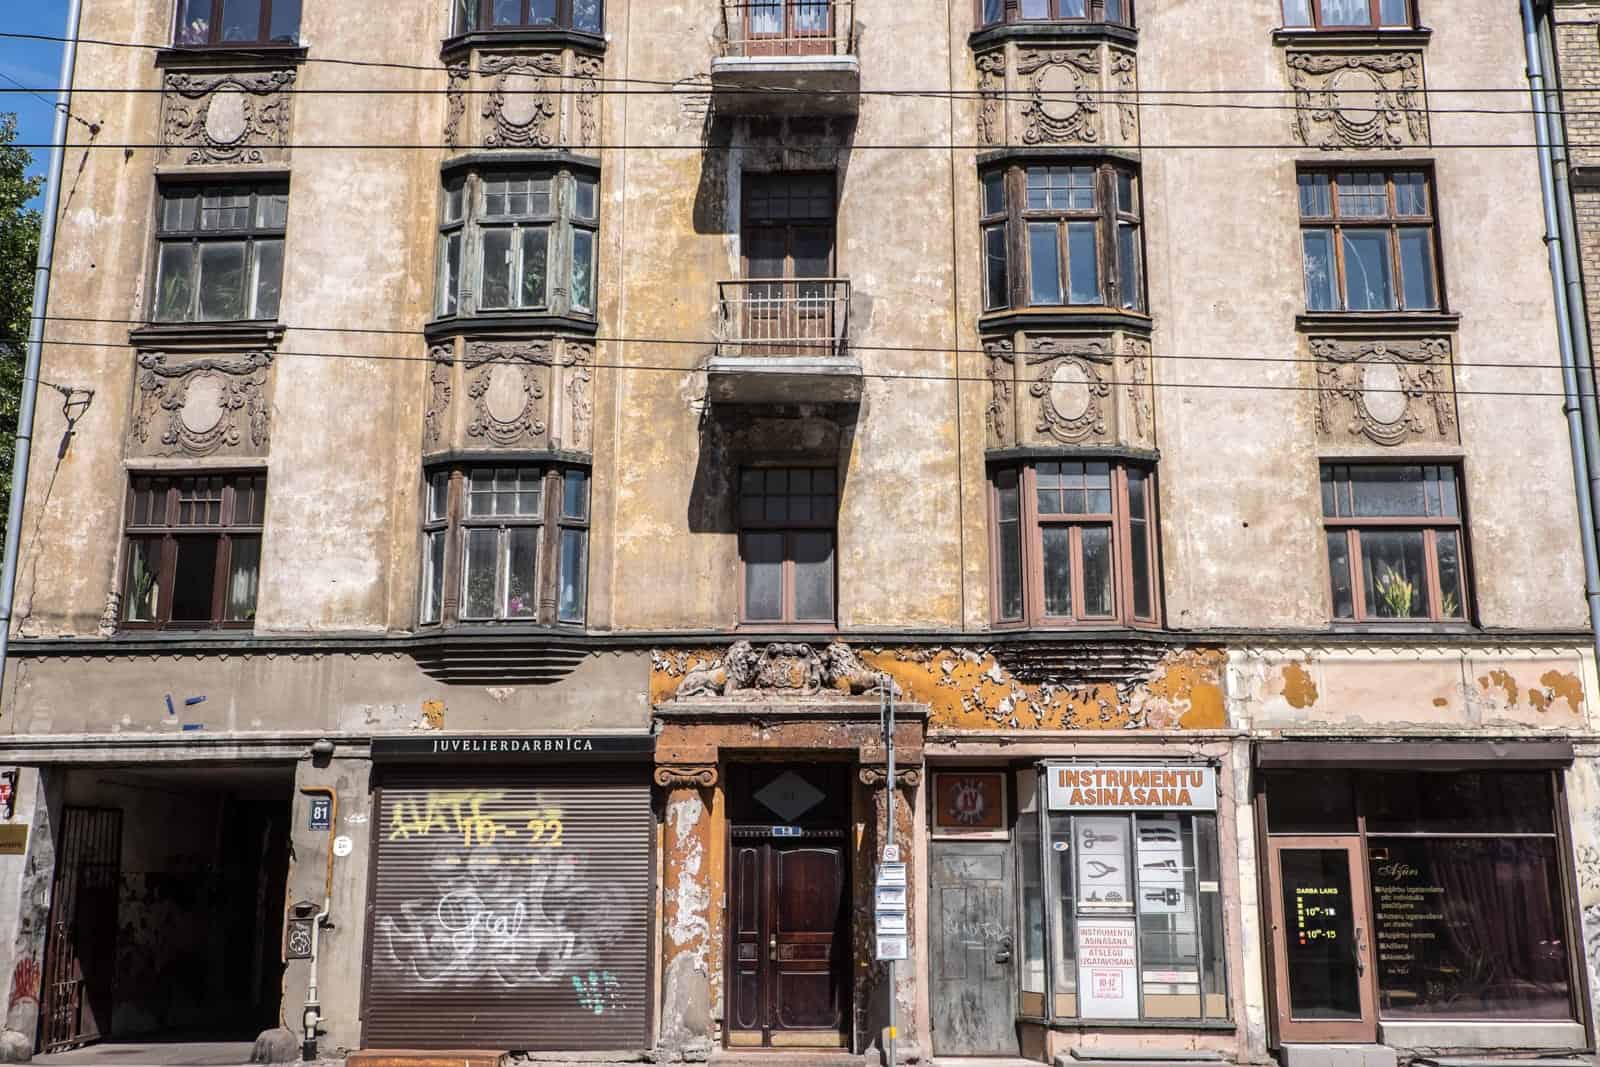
<box><xmin>0</xmin><ymin>0</ymin><xmax>1596</xmax><ymax>1063</ymax></box>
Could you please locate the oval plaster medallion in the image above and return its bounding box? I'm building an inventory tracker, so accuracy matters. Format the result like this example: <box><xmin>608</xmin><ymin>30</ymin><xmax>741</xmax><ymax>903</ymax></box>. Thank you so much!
<box><xmin>484</xmin><ymin>364</ymin><xmax>529</xmax><ymax>424</ymax></box>
<box><xmin>179</xmin><ymin>374</ymin><xmax>227</xmax><ymax>435</ymax></box>
<box><xmin>1048</xmin><ymin>361</ymin><xmax>1093</xmax><ymax>421</ymax></box>
<box><xmin>203</xmin><ymin>87</ymin><xmax>250</xmax><ymax>146</ymax></box>
<box><xmin>499</xmin><ymin>73</ymin><xmax>548</xmax><ymax>128</ymax></box>
<box><xmin>1034</xmin><ymin>65</ymin><xmax>1084</xmax><ymax>123</ymax></box>
<box><xmin>1361</xmin><ymin>359</ymin><xmax>1408</xmax><ymax>425</ymax></box>
<box><xmin>1328</xmin><ymin>66</ymin><xmax>1385</xmax><ymax>129</ymax></box>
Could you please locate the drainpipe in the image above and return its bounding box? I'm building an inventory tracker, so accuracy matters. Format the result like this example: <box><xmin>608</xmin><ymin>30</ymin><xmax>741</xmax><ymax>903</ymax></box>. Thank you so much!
<box><xmin>0</xmin><ymin>0</ymin><xmax>83</xmax><ymax>706</ymax></box>
<box><xmin>1522</xmin><ymin>0</ymin><xmax>1600</xmax><ymax>663</ymax></box>
<box><xmin>298</xmin><ymin>785</ymin><xmax>336</xmax><ymax>1061</ymax></box>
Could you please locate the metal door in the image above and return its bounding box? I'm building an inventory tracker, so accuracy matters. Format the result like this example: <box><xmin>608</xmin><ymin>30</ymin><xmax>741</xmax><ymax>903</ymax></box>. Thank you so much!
<box><xmin>930</xmin><ymin>841</ymin><xmax>1018</xmax><ymax>1056</ymax></box>
<box><xmin>1265</xmin><ymin>837</ymin><xmax>1378</xmax><ymax>1043</ymax></box>
<box><xmin>362</xmin><ymin>769</ymin><xmax>652</xmax><ymax>1050</ymax></box>
<box><xmin>727</xmin><ymin>832</ymin><xmax>849</xmax><ymax>1046</ymax></box>
<box><xmin>40</xmin><ymin>808</ymin><xmax>122</xmax><ymax>1053</ymax></box>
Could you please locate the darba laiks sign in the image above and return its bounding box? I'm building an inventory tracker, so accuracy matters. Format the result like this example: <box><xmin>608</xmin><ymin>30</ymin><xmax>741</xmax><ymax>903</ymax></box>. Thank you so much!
<box><xmin>1047</xmin><ymin>763</ymin><xmax>1217</xmax><ymax>812</ymax></box>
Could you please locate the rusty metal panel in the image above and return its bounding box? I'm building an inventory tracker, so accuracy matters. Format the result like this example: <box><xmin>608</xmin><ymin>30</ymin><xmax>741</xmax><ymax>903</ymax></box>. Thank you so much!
<box><xmin>363</xmin><ymin>769</ymin><xmax>651</xmax><ymax>1050</ymax></box>
<box><xmin>41</xmin><ymin>807</ymin><xmax>121</xmax><ymax>1053</ymax></box>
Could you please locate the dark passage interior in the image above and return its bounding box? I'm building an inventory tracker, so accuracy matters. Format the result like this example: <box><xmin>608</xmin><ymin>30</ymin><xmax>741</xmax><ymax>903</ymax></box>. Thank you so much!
<box><xmin>41</xmin><ymin>765</ymin><xmax>293</xmax><ymax>1052</ymax></box>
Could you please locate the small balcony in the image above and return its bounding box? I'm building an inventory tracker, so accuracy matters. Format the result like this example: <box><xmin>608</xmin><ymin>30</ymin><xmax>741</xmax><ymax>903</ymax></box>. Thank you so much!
<box><xmin>711</xmin><ymin>0</ymin><xmax>860</xmax><ymax>116</ymax></box>
<box><xmin>707</xmin><ymin>278</ymin><xmax>861</xmax><ymax>404</ymax></box>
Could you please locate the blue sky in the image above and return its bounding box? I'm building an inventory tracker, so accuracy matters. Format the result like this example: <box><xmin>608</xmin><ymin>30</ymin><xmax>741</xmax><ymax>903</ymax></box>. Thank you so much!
<box><xmin>0</xmin><ymin>0</ymin><xmax>69</xmax><ymax>207</ymax></box>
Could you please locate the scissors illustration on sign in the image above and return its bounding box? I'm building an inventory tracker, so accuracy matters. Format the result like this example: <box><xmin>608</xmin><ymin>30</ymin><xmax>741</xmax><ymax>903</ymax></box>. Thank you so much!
<box><xmin>1081</xmin><ymin>828</ymin><xmax>1120</xmax><ymax>850</ymax></box>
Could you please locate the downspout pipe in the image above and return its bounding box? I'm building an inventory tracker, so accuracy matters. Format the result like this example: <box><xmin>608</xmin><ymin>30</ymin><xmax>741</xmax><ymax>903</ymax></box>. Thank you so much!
<box><xmin>0</xmin><ymin>0</ymin><xmax>83</xmax><ymax>705</ymax></box>
<box><xmin>1522</xmin><ymin>0</ymin><xmax>1600</xmax><ymax>663</ymax></box>
<box><xmin>1536</xmin><ymin>8</ymin><xmax>1600</xmax><ymax>550</ymax></box>
<box><xmin>297</xmin><ymin>785</ymin><xmax>336</xmax><ymax>1061</ymax></box>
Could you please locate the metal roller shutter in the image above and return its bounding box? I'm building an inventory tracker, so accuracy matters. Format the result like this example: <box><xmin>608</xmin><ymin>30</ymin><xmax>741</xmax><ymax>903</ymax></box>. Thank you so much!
<box><xmin>363</xmin><ymin>768</ymin><xmax>652</xmax><ymax>1050</ymax></box>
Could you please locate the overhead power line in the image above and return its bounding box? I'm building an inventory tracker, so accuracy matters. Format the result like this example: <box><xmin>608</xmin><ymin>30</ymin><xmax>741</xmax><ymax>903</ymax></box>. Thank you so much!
<box><xmin>0</xmin><ymin>330</ymin><xmax>1570</xmax><ymax>402</ymax></box>
<box><xmin>23</xmin><ymin>312</ymin><xmax>1579</xmax><ymax>377</ymax></box>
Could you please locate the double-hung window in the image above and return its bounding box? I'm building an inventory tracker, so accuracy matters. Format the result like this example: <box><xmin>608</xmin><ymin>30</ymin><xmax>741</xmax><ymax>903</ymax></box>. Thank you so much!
<box><xmin>1282</xmin><ymin>0</ymin><xmax>1414</xmax><ymax>30</ymax></box>
<box><xmin>435</xmin><ymin>168</ymin><xmax>599</xmax><ymax>319</ymax></box>
<box><xmin>420</xmin><ymin>465</ymin><xmax>590</xmax><ymax>626</ymax></box>
<box><xmin>991</xmin><ymin>461</ymin><xmax>1159</xmax><ymax>626</ymax></box>
<box><xmin>154</xmin><ymin>184</ymin><xmax>287</xmax><ymax>324</ymax></box>
<box><xmin>174</xmin><ymin>0</ymin><xmax>301</xmax><ymax>46</ymax></box>
<box><xmin>982</xmin><ymin>161</ymin><xmax>1145</xmax><ymax>313</ymax></box>
<box><xmin>739</xmin><ymin>467</ymin><xmax>837</xmax><ymax>625</ymax></box>
<box><xmin>1322</xmin><ymin>463</ymin><xmax>1469</xmax><ymax>622</ymax></box>
<box><xmin>1300</xmin><ymin>170</ymin><xmax>1440</xmax><ymax>313</ymax></box>
<box><xmin>122</xmin><ymin>473</ymin><xmax>265</xmax><ymax>629</ymax></box>
<box><xmin>452</xmin><ymin>0</ymin><xmax>603</xmax><ymax>34</ymax></box>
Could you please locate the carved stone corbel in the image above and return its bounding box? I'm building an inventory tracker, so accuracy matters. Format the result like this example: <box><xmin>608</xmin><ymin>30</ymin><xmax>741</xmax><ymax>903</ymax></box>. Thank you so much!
<box><xmin>859</xmin><ymin>767</ymin><xmax>923</xmax><ymax>789</ymax></box>
<box><xmin>655</xmin><ymin>765</ymin><xmax>719</xmax><ymax>789</ymax></box>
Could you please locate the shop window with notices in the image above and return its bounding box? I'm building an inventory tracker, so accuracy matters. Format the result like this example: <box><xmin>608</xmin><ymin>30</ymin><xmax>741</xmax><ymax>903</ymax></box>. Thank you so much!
<box><xmin>1261</xmin><ymin>769</ymin><xmax>1577</xmax><ymax>1026</ymax></box>
<box><xmin>1016</xmin><ymin>764</ymin><xmax>1230</xmax><ymax>1023</ymax></box>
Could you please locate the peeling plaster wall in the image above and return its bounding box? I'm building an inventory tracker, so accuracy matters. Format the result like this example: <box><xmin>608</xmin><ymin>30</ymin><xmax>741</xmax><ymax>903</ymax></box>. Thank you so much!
<box><xmin>1229</xmin><ymin>645</ymin><xmax>1594</xmax><ymax>734</ymax></box>
<box><xmin>1564</xmin><ymin>746</ymin><xmax>1600</xmax><ymax>1033</ymax></box>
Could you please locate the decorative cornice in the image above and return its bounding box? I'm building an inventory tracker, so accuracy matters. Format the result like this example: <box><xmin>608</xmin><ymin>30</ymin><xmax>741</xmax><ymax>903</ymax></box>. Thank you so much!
<box><xmin>1294</xmin><ymin>311</ymin><xmax>1460</xmax><ymax>335</ymax></box>
<box><xmin>439</xmin><ymin>28</ymin><xmax>606</xmax><ymax>62</ymax></box>
<box><xmin>423</xmin><ymin>313</ymin><xmax>599</xmax><ymax>344</ymax></box>
<box><xmin>129</xmin><ymin>322</ymin><xmax>286</xmax><ymax>355</ymax></box>
<box><xmin>153</xmin><ymin>45</ymin><xmax>308</xmax><ymax>71</ymax></box>
<box><xmin>979</xmin><ymin>308</ymin><xmax>1153</xmax><ymax>336</ymax></box>
<box><xmin>654</xmin><ymin>764</ymin><xmax>718</xmax><ymax>788</ymax></box>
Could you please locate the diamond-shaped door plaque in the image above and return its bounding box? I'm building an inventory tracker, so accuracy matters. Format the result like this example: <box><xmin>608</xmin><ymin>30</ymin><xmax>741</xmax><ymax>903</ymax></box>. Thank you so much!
<box><xmin>754</xmin><ymin>771</ymin><xmax>826</xmax><ymax>822</ymax></box>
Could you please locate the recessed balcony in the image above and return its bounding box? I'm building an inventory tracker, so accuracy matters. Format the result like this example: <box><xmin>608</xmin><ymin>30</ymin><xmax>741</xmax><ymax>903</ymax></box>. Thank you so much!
<box><xmin>707</xmin><ymin>278</ymin><xmax>861</xmax><ymax>404</ymax></box>
<box><xmin>711</xmin><ymin>0</ymin><xmax>860</xmax><ymax>115</ymax></box>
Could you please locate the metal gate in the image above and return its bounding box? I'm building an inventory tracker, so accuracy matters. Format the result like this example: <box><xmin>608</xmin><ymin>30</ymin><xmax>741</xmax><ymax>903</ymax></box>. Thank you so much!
<box><xmin>362</xmin><ymin>769</ymin><xmax>652</xmax><ymax>1050</ymax></box>
<box><xmin>41</xmin><ymin>807</ymin><xmax>122</xmax><ymax>1053</ymax></box>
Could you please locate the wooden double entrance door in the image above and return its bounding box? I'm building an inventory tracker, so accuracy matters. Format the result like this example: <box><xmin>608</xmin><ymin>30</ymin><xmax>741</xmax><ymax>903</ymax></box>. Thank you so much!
<box><xmin>726</xmin><ymin>764</ymin><xmax>850</xmax><ymax>1048</ymax></box>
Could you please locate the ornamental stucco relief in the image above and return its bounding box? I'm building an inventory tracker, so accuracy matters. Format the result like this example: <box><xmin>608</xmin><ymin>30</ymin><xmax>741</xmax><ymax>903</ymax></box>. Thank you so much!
<box><xmin>160</xmin><ymin>69</ymin><xmax>295</xmax><ymax>165</ymax></box>
<box><xmin>447</xmin><ymin>48</ymin><xmax>604</xmax><ymax>151</ymax></box>
<box><xmin>973</xmin><ymin>43</ymin><xmax>1138</xmax><ymax>148</ymax></box>
<box><xmin>1311</xmin><ymin>336</ymin><xmax>1457</xmax><ymax>446</ymax></box>
<box><xmin>424</xmin><ymin>336</ymin><xmax>595</xmax><ymax>455</ymax></box>
<box><xmin>1287</xmin><ymin>50</ymin><xmax>1428</xmax><ymax>150</ymax></box>
<box><xmin>131</xmin><ymin>351</ymin><xmax>274</xmax><ymax>458</ymax></box>
<box><xmin>986</xmin><ymin>332</ymin><xmax>1154</xmax><ymax>450</ymax></box>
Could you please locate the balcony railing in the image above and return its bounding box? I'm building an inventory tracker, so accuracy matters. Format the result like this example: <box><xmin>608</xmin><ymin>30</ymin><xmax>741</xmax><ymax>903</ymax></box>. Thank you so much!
<box><xmin>721</xmin><ymin>0</ymin><xmax>854</xmax><ymax>57</ymax></box>
<box><xmin>716</xmin><ymin>278</ymin><xmax>851</xmax><ymax>359</ymax></box>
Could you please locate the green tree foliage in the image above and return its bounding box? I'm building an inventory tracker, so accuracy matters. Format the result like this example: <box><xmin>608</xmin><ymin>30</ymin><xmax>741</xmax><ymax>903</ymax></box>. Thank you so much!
<box><xmin>0</xmin><ymin>114</ymin><xmax>42</xmax><ymax>545</ymax></box>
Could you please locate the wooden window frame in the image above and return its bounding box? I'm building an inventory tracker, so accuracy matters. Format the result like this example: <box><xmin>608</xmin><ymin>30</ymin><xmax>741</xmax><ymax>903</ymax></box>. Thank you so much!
<box><xmin>151</xmin><ymin>182</ymin><xmax>288</xmax><ymax>324</ymax></box>
<box><xmin>418</xmin><ymin>464</ymin><xmax>590</xmax><ymax>627</ymax></box>
<box><xmin>1298</xmin><ymin>168</ymin><xmax>1443</xmax><ymax>314</ymax></box>
<box><xmin>736</xmin><ymin>465</ymin><xmax>839</xmax><ymax>629</ymax></box>
<box><xmin>453</xmin><ymin>0</ymin><xmax>605</xmax><ymax>33</ymax></box>
<box><xmin>120</xmin><ymin>472</ymin><xmax>266</xmax><ymax>631</ymax></box>
<box><xmin>983</xmin><ymin>161</ymin><xmax>1145</xmax><ymax>313</ymax></box>
<box><xmin>1281</xmin><ymin>0</ymin><xmax>1417</xmax><ymax>31</ymax></box>
<box><xmin>978</xmin><ymin>0</ymin><xmax>1133</xmax><ymax>29</ymax></box>
<box><xmin>173</xmin><ymin>0</ymin><xmax>302</xmax><ymax>47</ymax></box>
<box><xmin>437</xmin><ymin>166</ymin><xmax>600</xmax><ymax>321</ymax></box>
<box><xmin>436</xmin><ymin>179</ymin><xmax>467</xmax><ymax>318</ymax></box>
<box><xmin>1321</xmin><ymin>463</ymin><xmax>1472</xmax><ymax>624</ymax></box>
<box><xmin>989</xmin><ymin>461</ymin><xmax>1161</xmax><ymax>628</ymax></box>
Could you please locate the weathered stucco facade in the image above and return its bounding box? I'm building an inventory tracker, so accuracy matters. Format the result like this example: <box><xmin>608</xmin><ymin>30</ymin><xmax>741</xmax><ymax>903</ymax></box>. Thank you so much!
<box><xmin>0</xmin><ymin>0</ymin><xmax>1596</xmax><ymax>1062</ymax></box>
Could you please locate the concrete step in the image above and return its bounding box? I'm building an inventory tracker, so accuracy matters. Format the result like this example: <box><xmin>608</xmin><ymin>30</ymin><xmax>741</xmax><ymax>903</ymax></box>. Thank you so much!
<box><xmin>1279</xmin><ymin>1045</ymin><xmax>1396</xmax><ymax>1067</ymax></box>
<box><xmin>1415</xmin><ymin>1061</ymin><xmax>1592</xmax><ymax>1067</ymax></box>
<box><xmin>1070</xmin><ymin>1053</ymin><xmax>1223</xmax><ymax>1063</ymax></box>
<box><xmin>348</xmin><ymin>1052</ymin><xmax>509</xmax><ymax>1067</ymax></box>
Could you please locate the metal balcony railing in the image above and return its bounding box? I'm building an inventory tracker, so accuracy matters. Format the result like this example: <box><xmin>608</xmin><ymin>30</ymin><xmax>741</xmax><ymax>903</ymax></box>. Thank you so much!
<box><xmin>721</xmin><ymin>0</ymin><xmax>854</xmax><ymax>56</ymax></box>
<box><xmin>717</xmin><ymin>278</ymin><xmax>851</xmax><ymax>359</ymax></box>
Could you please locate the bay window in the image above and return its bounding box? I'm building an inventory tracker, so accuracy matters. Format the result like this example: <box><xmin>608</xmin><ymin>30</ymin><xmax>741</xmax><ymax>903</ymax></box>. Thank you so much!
<box><xmin>979</xmin><ymin>0</ymin><xmax>1132</xmax><ymax>28</ymax></box>
<box><xmin>452</xmin><ymin>0</ymin><xmax>603</xmax><ymax>34</ymax></box>
<box><xmin>981</xmin><ymin>161</ymin><xmax>1146</xmax><ymax>313</ymax></box>
<box><xmin>435</xmin><ymin>167</ymin><xmax>600</xmax><ymax>321</ymax></box>
<box><xmin>419</xmin><ymin>464</ymin><xmax>590</xmax><ymax>626</ymax></box>
<box><xmin>990</xmin><ymin>460</ymin><xmax>1159</xmax><ymax>627</ymax></box>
